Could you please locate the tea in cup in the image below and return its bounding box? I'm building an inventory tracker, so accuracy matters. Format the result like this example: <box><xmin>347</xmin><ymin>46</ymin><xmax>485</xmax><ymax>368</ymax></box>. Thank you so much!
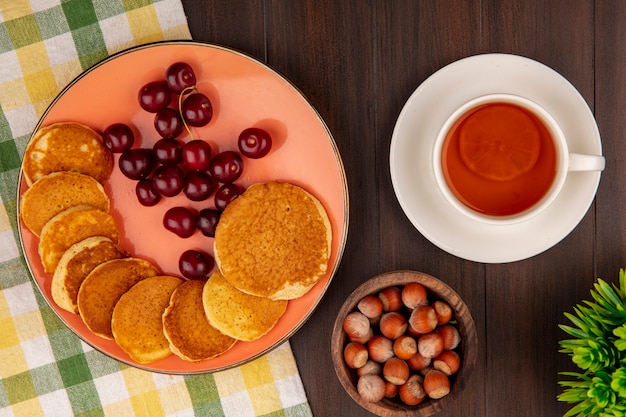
<box><xmin>433</xmin><ymin>94</ymin><xmax>605</xmax><ymax>224</ymax></box>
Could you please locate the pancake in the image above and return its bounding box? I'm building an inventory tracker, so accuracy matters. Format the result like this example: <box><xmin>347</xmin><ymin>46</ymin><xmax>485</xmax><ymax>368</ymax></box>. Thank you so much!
<box><xmin>163</xmin><ymin>280</ymin><xmax>237</xmax><ymax>362</ymax></box>
<box><xmin>202</xmin><ymin>270</ymin><xmax>287</xmax><ymax>341</ymax></box>
<box><xmin>112</xmin><ymin>275</ymin><xmax>183</xmax><ymax>363</ymax></box>
<box><xmin>38</xmin><ymin>206</ymin><xmax>119</xmax><ymax>274</ymax></box>
<box><xmin>51</xmin><ymin>236</ymin><xmax>127</xmax><ymax>314</ymax></box>
<box><xmin>20</xmin><ymin>171</ymin><xmax>110</xmax><ymax>237</ymax></box>
<box><xmin>77</xmin><ymin>257</ymin><xmax>159</xmax><ymax>340</ymax></box>
<box><xmin>22</xmin><ymin>122</ymin><xmax>113</xmax><ymax>186</ymax></box>
<box><xmin>214</xmin><ymin>181</ymin><xmax>332</xmax><ymax>300</ymax></box>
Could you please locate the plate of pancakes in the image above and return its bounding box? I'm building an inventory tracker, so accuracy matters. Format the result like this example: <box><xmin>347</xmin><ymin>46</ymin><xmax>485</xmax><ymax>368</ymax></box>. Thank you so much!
<box><xmin>16</xmin><ymin>41</ymin><xmax>348</xmax><ymax>373</ymax></box>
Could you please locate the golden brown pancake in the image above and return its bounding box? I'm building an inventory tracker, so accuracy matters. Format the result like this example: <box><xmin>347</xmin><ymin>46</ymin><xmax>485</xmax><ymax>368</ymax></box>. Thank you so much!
<box><xmin>202</xmin><ymin>270</ymin><xmax>287</xmax><ymax>341</ymax></box>
<box><xmin>214</xmin><ymin>182</ymin><xmax>332</xmax><ymax>300</ymax></box>
<box><xmin>112</xmin><ymin>275</ymin><xmax>183</xmax><ymax>363</ymax></box>
<box><xmin>38</xmin><ymin>206</ymin><xmax>119</xmax><ymax>274</ymax></box>
<box><xmin>77</xmin><ymin>257</ymin><xmax>159</xmax><ymax>340</ymax></box>
<box><xmin>20</xmin><ymin>171</ymin><xmax>110</xmax><ymax>237</ymax></box>
<box><xmin>51</xmin><ymin>236</ymin><xmax>127</xmax><ymax>314</ymax></box>
<box><xmin>22</xmin><ymin>122</ymin><xmax>113</xmax><ymax>186</ymax></box>
<box><xmin>163</xmin><ymin>280</ymin><xmax>237</xmax><ymax>362</ymax></box>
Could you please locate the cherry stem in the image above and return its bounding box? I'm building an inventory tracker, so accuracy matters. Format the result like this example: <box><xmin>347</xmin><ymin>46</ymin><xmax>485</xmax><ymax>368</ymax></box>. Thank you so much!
<box><xmin>179</xmin><ymin>86</ymin><xmax>197</xmax><ymax>140</ymax></box>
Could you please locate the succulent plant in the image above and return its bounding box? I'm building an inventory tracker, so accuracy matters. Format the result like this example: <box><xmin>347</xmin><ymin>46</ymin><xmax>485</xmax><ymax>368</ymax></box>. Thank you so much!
<box><xmin>558</xmin><ymin>269</ymin><xmax>626</xmax><ymax>417</ymax></box>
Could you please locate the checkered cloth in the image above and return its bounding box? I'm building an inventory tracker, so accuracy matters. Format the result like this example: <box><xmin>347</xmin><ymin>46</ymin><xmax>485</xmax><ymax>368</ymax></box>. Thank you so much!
<box><xmin>0</xmin><ymin>1</ymin><xmax>312</xmax><ymax>416</ymax></box>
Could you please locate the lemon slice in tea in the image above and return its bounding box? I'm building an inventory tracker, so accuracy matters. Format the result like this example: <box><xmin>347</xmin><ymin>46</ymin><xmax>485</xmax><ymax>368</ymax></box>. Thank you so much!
<box><xmin>458</xmin><ymin>104</ymin><xmax>541</xmax><ymax>181</ymax></box>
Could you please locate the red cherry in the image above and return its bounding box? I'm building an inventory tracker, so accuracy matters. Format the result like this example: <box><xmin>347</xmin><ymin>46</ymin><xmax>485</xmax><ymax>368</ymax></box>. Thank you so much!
<box><xmin>182</xmin><ymin>140</ymin><xmax>212</xmax><ymax>171</ymax></box>
<box><xmin>138</xmin><ymin>81</ymin><xmax>171</xmax><ymax>113</ymax></box>
<box><xmin>209</xmin><ymin>151</ymin><xmax>244</xmax><ymax>183</ymax></box>
<box><xmin>238</xmin><ymin>127</ymin><xmax>272</xmax><ymax>158</ymax></box>
<box><xmin>179</xmin><ymin>249</ymin><xmax>214</xmax><ymax>280</ymax></box>
<box><xmin>163</xmin><ymin>206</ymin><xmax>196</xmax><ymax>238</ymax></box>
<box><xmin>182</xmin><ymin>93</ymin><xmax>213</xmax><ymax>127</ymax></box>
<box><xmin>103</xmin><ymin>123</ymin><xmax>135</xmax><ymax>153</ymax></box>
<box><xmin>215</xmin><ymin>183</ymin><xmax>244</xmax><ymax>211</ymax></box>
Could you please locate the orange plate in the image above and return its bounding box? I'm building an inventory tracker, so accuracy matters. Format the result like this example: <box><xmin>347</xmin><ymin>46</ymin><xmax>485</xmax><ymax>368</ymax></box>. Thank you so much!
<box><xmin>17</xmin><ymin>41</ymin><xmax>349</xmax><ymax>374</ymax></box>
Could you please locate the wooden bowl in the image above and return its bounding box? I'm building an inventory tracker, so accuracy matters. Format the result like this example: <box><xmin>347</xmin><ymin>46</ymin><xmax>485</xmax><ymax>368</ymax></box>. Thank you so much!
<box><xmin>331</xmin><ymin>270</ymin><xmax>477</xmax><ymax>416</ymax></box>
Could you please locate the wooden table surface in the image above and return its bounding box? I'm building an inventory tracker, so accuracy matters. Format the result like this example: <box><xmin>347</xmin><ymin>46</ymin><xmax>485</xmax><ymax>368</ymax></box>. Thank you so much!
<box><xmin>181</xmin><ymin>1</ymin><xmax>625</xmax><ymax>416</ymax></box>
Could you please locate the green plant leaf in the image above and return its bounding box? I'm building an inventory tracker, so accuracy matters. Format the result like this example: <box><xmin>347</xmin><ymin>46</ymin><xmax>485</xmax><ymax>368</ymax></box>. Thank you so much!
<box><xmin>558</xmin><ymin>270</ymin><xmax>626</xmax><ymax>416</ymax></box>
<box><xmin>611</xmin><ymin>367</ymin><xmax>626</xmax><ymax>397</ymax></box>
<box><xmin>565</xmin><ymin>310</ymin><xmax>593</xmax><ymax>333</ymax></box>
<box><xmin>596</xmin><ymin>280</ymin><xmax>624</xmax><ymax>309</ymax></box>
<box><xmin>613</xmin><ymin>324</ymin><xmax>626</xmax><ymax>352</ymax></box>
<box><xmin>560</xmin><ymin>324</ymin><xmax>594</xmax><ymax>340</ymax></box>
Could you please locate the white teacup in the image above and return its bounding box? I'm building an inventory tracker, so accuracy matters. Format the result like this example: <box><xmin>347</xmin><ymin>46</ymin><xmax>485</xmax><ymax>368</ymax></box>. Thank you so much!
<box><xmin>433</xmin><ymin>93</ymin><xmax>605</xmax><ymax>225</ymax></box>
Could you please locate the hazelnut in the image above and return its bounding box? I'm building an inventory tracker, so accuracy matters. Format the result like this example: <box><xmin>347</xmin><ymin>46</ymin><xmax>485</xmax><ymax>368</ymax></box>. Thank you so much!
<box><xmin>367</xmin><ymin>335</ymin><xmax>394</xmax><ymax>363</ymax></box>
<box><xmin>406</xmin><ymin>322</ymin><xmax>425</xmax><ymax>337</ymax></box>
<box><xmin>423</xmin><ymin>369</ymin><xmax>450</xmax><ymax>399</ymax></box>
<box><xmin>409</xmin><ymin>305</ymin><xmax>437</xmax><ymax>334</ymax></box>
<box><xmin>384</xmin><ymin>381</ymin><xmax>399</xmax><ymax>398</ymax></box>
<box><xmin>433</xmin><ymin>300</ymin><xmax>453</xmax><ymax>325</ymax></box>
<box><xmin>356</xmin><ymin>360</ymin><xmax>382</xmax><ymax>377</ymax></box>
<box><xmin>357</xmin><ymin>374</ymin><xmax>386</xmax><ymax>403</ymax></box>
<box><xmin>393</xmin><ymin>335</ymin><xmax>417</xmax><ymax>360</ymax></box>
<box><xmin>436</xmin><ymin>324</ymin><xmax>461</xmax><ymax>350</ymax></box>
<box><xmin>343</xmin><ymin>311</ymin><xmax>372</xmax><ymax>343</ymax></box>
<box><xmin>379</xmin><ymin>311</ymin><xmax>407</xmax><ymax>340</ymax></box>
<box><xmin>406</xmin><ymin>351</ymin><xmax>431</xmax><ymax>371</ymax></box>
<box><xmin>418</xmin><ymin>332</ymin><xmax>444</xmax><ymax>359</ymax></box>
<box><xmin>383</xmin><ymin>357</ymin><xmax>409</xmax><ymax>385</ymax></box>
<box><xmin>399</xmin><ymin>374</ymin><xmax>426</xmax><ymax>406</ymax></box>
<box><xmin>344</xmin><ymin>342</ymin><xmax>368</xmax><ymax>369</ymax></box>
<box><xmin>433</xmin><ymin>349</ymin><xmax>460</xmax><ymax>375</ymax></box>
<box><xmin>401</xmin><ymin>282</ymin><xmax>428</xmax><ymax>309</ymax></box>
<box><xmin>378</xmin><ymin>286</ymin><xmax>403</xmax><ymax>312</ymax></box>
<box><xmin>357</xmin><ymin>295</ymin><xmax>383</xmax><ymax>320</ymax></box>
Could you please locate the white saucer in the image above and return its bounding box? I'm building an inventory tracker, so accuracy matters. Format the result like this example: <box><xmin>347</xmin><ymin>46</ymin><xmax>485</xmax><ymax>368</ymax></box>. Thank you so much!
<box><xmin>389</xmin><ymin>53</ymin><xmax>603</xmax><ymax>263</ymax></box>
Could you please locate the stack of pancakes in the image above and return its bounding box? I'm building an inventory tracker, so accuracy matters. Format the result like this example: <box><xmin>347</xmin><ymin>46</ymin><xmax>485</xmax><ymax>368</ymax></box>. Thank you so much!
<box><xmin>214</xmin><ymin>181</ymin><xmax>332</xmax><ymax>300</ymax></box>
<box><xmin>205</xmin><ymin>181</ymin><xmax>333</xmax><ymax>342</ymax></box>
<box><xmin>20</xmin><ymin>122</ymin><xmax>333</xmax><ymax>364</ymax></box>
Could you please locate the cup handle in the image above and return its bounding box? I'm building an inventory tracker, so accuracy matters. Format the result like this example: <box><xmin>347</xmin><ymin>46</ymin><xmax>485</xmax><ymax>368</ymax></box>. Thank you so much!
<box><xmin>568</xmin><ymin>153</ymin><xmax>606</xmax><ymax>172</ymax></box>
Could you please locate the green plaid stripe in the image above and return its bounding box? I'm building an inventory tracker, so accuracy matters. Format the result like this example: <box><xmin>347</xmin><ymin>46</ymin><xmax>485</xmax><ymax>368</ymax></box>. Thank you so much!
<box><xmin>186</xmin><ymin>374</ymin><xmax>226</xmax><ymax>416</ymax></box>
<box><xmin>62</xmin><ymin>0</ymin><xmax>109</xmax><ymax>68</ymax></box>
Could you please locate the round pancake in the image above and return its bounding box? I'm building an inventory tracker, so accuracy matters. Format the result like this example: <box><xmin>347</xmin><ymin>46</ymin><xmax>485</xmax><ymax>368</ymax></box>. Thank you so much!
<box><xmin>214</xmin><ymin>181</ymin><xmax>332</xmax><ymax>300</ymax></box>
<box><xmin>112</xmin><ymin>276</ymin><xmax>183</xmax><ymax>363</ymax></box>
<box><xmin>22</xmin><ymin>122</ymin><xmax>113</xmax><ymax>186</ymax></box>
<box><xmin>77</xmin><ymin>257</ymin><xmax>159</xmax><ymax>340</ymax></box>
<box><xmin>51</xmin><ymin>236</ymin><xmax>127</xmax><ymax>314</ymax></box>
<box><xmin>20</xmin><ymin>171</ymin><xmax>110</xmax><ymax>237</ymax></box>
<box><xmin>38</xmin><ymin>206</ymin><xmax>119</xmax><ymax>274</ymax></box>
<box><xmin>163</xmin><ymin>280</ymin><xmax>237</xmax><ymax>362</ymax></box>
<box><xmin>202</xmin><ymin>270</ymin><xmax>287</xmax><ymax>341</ymax></box>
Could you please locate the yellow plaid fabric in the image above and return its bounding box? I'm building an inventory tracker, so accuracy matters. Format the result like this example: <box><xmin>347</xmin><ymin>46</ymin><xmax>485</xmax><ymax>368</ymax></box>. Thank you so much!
<box><xmin>0</xmin><ymin>1</ymin><xmax>312</xmax><ymax>416</ymax></box>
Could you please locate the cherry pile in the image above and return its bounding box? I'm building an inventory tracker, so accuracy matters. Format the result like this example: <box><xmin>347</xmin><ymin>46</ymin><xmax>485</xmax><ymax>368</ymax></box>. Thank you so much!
<box><xmin>102</xmin><ymin>62</ymin><xmax>273</xmax><ymax>280</ymax></box>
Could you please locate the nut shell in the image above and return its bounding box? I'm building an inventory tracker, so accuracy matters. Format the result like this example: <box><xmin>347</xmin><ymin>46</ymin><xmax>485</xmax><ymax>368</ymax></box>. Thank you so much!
<box><xmin>383</xmin><ymin>357</ymin><xmax>410</xmax><ymax>385</ymax></box>
<box><xmin>368</xmin><ymin>335</ymin><xmax>395</xmax><ymax>363</ymax></box>
<box><xmin>409</xmin><ymin>305</ymin><xmax>438</xmax><ymax>334</ymax></box>
<box><xmin>344</xmin><ymin>342</ymin><xmax>369</xmax><ymax>369</ymax></box>
<box><xmin>357</xmin><ymin>294</ymin><xmax>384</xmax><ymax>320</ymax></box>
<box><xmin>423</xmin><ymin>369</ymin><xmax>450</xmax><ymax>399</ymax></box>
<box><xmin>399</xmin><ymin>374</ymin><xmax>426</xmax><ymax>406</ymax></box>
<box><xmin>401</xmin><ymin>282</ymin><xmax>428</xmax><ymax>309</ymax></box>
<box><xmin>433</xmin><ymin>350</ymin><xmax>460</xmax><ymax>375</ymax></box>
<box><xmin>343</xmin><ymin>311</ymin><xmax>372</xmax><ymax>343</ymax></box>
<box><xmin>357</xmin><ymin>374</ymin><xmax>386</xmax><ymax>403</ymax></box>
<box><xmin>379</xmin><ymin>311</ymin><xmax>408</xmax><ymax>339</ymax></box>
<box><xmin>418</xmin><ymin>332</ymin><xmax>444</xmax><ymax>359</ymax></box>
<box><xmin>393</xmin><ymin>335</ymin><xmax>418</xmax><ymax>360</ymax></box>
<box><xmin>378</xmin><ymin>286</ymin><xmax>403</xmax><ymax>312</ymax></box>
